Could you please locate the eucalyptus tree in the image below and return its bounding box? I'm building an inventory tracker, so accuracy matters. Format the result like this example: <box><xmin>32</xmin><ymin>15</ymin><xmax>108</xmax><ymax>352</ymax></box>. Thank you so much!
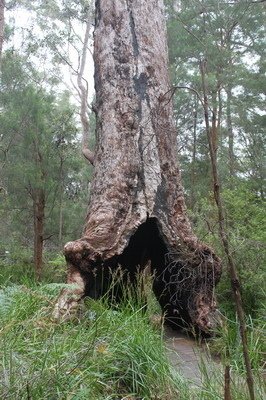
<box><xmin>53</xmin><ymin>0</ymin><xmax>222</xmax><ymax>335</ymax></box>
<box><xmin>17</xmin><ymin>0</ymin><xmax>96</xmax><ymax>163</ymax></box>
<box><xmin>166</xmin><ymin>0</ymin><xmax>265</xmax><ymax>200</ymax></box>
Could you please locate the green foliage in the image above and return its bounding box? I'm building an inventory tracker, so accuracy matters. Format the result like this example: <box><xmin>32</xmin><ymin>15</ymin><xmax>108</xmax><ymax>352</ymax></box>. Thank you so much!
<box><xmin>190</xmin><ymin>182</ymin><xmax>266</xmax><ymax>319</ymax></box>
<box><xmin>0</xmin><ymin>52</ymin><xmax>91</xmax><ymax>255</ymax></box>
<box><xmin>166</xmin><ymin>0</ymin><xmax>266</xmax><ymax>205</ymax></box>
<box><xmin>0</xmin><ymin>283</ymin><xmax>183</xmax><ymax>400</ymax></box>
<box><xmin>208</xmin><ymin>311</ymin><xmax>265</xmax><ymax>400</ymax></box>
<box><xmin>0</xmin><ymin>251</ymin><xmax>68</xmax><ymax>287</ymax></box>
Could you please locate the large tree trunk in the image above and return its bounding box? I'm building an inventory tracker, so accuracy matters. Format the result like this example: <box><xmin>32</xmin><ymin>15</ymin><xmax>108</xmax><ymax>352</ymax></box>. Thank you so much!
<box><xmin>54</xmin><ymin>0</ymin><xmax>221</xmax><ymax>334</ymax></box>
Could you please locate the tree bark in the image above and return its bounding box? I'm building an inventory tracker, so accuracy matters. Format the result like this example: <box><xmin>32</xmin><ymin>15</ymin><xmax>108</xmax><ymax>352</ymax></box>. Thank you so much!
<box><xmin>190</xmin><ymin>97</ymin><xmax>198</xmax><ymax>209</ymax></box>
<box><xmin>226</xmin><ymin>86</ymin><xmax>235</xmax><ymax>178</ymax></box>
<box><xmin>58</xmin><ymin>157</ymin><xmax>64</xmax><ymax>248</ymax></box>
<box><xmin>33</xmin><ymin>188</ymin><xmax>45</xmax><ymax>281</ymax></box>
<box><xmin>224</xmin><ymin>364</ymin><xmax>232</xmax><ymax>400</ymax></box>
<box><xmin>55</xmin><ymin>0</ymin><xmax>221</xmax><ymax>334</ymax></box>
<box><xmin>0</xmin><ymin>0</ymin><xmax>5</xmax><ymax>64</ymax></box>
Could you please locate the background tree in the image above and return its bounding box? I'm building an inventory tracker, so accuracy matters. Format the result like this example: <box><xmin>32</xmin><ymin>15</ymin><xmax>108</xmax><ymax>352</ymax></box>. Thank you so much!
<box><xmin>165</xmin><ymin>0</ymin><xmax>265</xmax><ymax>289</ymax></box>
<box><xmin>0</xmin><ymin>0</ymin><xmax>95</xmax><ymax>275</ymax></box>
<box><xmin>0</xmin><ymin>51</ymin><xmax>88</xmax><ymax>279</ymax></box>
<box><xmin>166</xmin><ymin>0</ymin><xmax>265</xmax><ymax>192</ymax></box>
<box><xmin>18</xmin><ymin>0</ymin><xmax>96</xmax><ymax>162</ymax></box>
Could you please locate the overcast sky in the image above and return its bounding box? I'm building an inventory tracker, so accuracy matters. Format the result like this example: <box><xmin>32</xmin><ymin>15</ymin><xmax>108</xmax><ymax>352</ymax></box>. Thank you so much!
<box><xmin>6</xmin><ymin>7</ymin><xmax>95</xmax><ymax>102</ymax></box>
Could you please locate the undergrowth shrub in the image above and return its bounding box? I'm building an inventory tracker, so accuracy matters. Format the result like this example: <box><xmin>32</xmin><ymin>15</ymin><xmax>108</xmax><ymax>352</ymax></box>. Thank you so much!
<box><xmin>0</xmin><ymin>251</ymin><xmax>66</xmax><ymax>286</ymax></box>
<box><xmin>190</xmin><ymin>188</ymin><xmax>266</xmax><ymax>319</ymax></box>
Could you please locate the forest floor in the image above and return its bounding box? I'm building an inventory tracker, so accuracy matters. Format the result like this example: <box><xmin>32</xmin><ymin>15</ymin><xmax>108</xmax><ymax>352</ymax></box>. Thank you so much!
<box><xmin>163</xmin><ymin>325</ymin><xmax>266</xmax><ymax>399</ymax></box>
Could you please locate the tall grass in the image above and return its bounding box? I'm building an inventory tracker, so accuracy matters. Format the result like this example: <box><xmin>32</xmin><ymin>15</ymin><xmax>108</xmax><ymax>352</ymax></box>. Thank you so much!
<box><xmin>0</xmin><ymin>281</ymin><xmax>186</xmax><ymax>399</ymax></box>
<box><xmin>0</xmin><ymin>261</ymin><xmax>265</xmax><ymax>399</ymax></box>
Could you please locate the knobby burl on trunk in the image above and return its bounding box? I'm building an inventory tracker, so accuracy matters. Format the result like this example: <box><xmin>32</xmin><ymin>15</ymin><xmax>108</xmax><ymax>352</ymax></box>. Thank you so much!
<box><xmin>54</xmin><ymin>0</ymin><xmax>221</xmax><ymax>334</ymax></box>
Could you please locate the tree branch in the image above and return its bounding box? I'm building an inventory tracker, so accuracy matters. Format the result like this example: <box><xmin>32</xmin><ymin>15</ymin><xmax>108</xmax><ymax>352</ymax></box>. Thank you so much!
<box><xmin>162</xmin><ymin>85</ymin><xmax>214</xmax><ymax>114</ymax></box>
<box><xmin>77</xmin><ymin>7</ymin><xmax>94</xmax><ymax>166</ymax></box>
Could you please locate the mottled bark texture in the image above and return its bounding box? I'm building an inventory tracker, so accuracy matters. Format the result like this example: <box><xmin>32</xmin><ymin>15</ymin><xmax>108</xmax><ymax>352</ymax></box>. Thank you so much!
<box><xmin>55</xmin><ymin>0</ymin><xmax>221</xmax><ymax>333</ymax></box>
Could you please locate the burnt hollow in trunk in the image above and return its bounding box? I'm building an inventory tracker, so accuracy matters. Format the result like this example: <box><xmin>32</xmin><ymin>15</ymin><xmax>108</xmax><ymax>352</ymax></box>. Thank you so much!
<box><xmin>64</xmin><ymin>217</ymin><xmax>219</xmax><ymax>333</ymax></box>
<box><xmin>80</xmin><ymin>218</ymin><xmax>166</xmax><ymax>301</ymax></box>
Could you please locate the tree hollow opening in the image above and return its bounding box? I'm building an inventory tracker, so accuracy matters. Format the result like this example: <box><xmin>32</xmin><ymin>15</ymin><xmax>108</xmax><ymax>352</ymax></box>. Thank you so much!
<box><xmin>82</xmin><ymin>217</ymin><xmax>193</xmax><ymax>330</ymax></box>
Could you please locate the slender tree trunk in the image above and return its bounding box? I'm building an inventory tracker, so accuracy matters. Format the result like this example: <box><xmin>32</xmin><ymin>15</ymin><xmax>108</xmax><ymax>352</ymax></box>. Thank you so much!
<box><xmin>54</xmin><ymin>0</ymin><xmax>221</xmax><ymax>334</ymax></box>
<box><xmin>200</xmin><ymin>58</ymin><xmax>255</xmax><ymax>400</ymax></box>
<box><xmin>58</xmin><ymin>191</ymin><xmax>63</xmax><ymax>247</ymax></box>
<box><xmin>58</xmin><ymin>156</ymin><xmax>64</xmax><ymax>247</ymax></box>
<box><xmin>0</xmin><ymin>0</ymin><xmax>5</xmax><ymax>64</ymax></box>
<box><xmin>224</xmin><ymin>364</ymin><xmax>232</xmax><ymax>400</ymax></box>
<box><xmin>226</xmin><ymin>86</ymin><xmax>235</xmax><ymax>178</ymax></box>
<box><xmin>190</xmin><ymin>97</ymin><xmax>198</xmax><ymax>209</ymax></box>
<box><xmin>78</xmin><ymin>7</ymin><xmax>94</xmax><ymax>165</ymax></box>
<box><xmin>33</xmin><ymin>188</ymin><xmax>45</xmax><ymax>281</ymax></box>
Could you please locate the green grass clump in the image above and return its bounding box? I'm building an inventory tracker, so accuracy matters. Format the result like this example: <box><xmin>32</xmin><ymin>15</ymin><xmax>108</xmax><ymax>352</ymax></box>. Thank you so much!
<box><xmin>0</xmin><ymin>283</ymin><xmax>185</xmax><ymax>399</ymax></box>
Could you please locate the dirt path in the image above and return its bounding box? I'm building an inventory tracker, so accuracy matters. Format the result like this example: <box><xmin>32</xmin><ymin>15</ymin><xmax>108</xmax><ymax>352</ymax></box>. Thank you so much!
<box><xmin>164</xmin><ymin>326</ymin><xmax>221</xmax><ymax>387</ymax></box>
<box><xmin>164</xmin><ymin>327</ymin><xmax>264</xmax><ymax>399</ymax></box>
